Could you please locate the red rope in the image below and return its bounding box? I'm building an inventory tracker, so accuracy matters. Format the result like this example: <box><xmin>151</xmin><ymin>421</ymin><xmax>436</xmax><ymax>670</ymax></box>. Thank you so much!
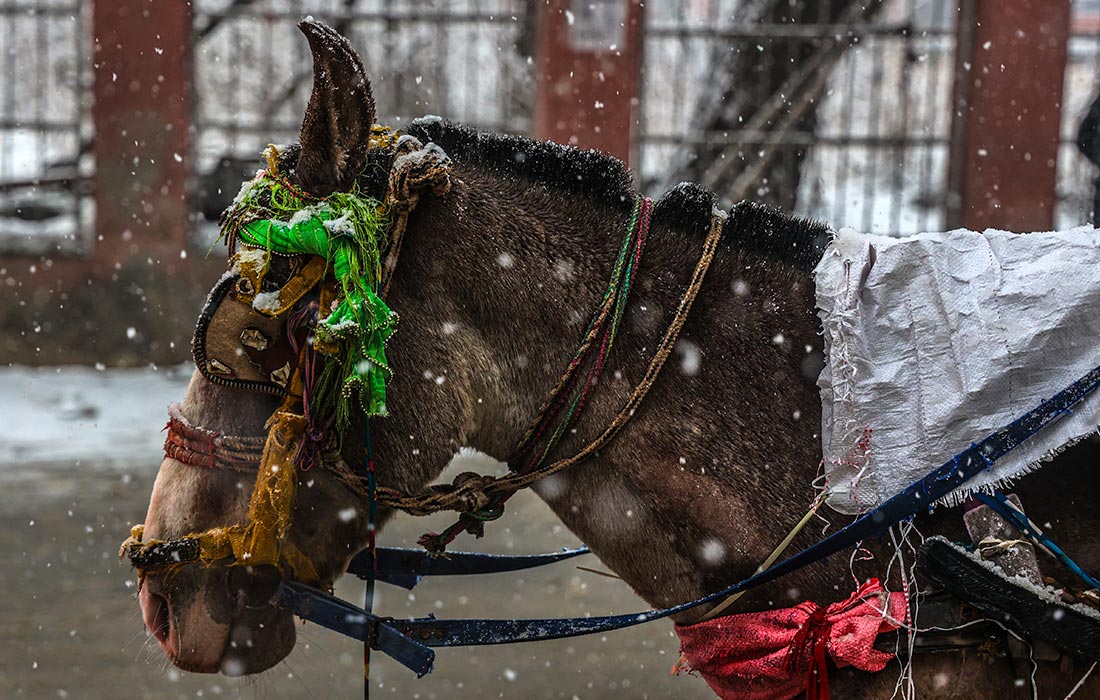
<box><xmin>786</xmin><ymin>606</ymin><xmax>832</xmax><ymax>700</ymax></box>
<box><xmin>162</xmin><ymin>404</ymin><xmax>264</xmax><ymax>472</ymax></box>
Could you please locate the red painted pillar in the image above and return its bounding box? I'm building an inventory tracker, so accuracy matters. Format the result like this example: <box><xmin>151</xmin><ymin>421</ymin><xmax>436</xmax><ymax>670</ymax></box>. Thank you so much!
<box><xmin>948</xmin><ymin>0</ymin><xmax>1071</xmax><ymax>232</ymax></box>
<box><xmin>92</xmin><ymin>0</ymin><xmax>192</xmax><ymax>274</ymax></box>
<box><xmin>534</xmin><ymin>0</ymin><xmax>644</xmax><ymax>167</ymax></box>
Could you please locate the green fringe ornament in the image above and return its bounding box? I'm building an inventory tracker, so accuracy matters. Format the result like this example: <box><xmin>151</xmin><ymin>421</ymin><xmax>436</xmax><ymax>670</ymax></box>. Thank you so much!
<box><xmin>224</xmin><ymin>168</ymin><xmax>395</xmax><ymax>428</ymax></box>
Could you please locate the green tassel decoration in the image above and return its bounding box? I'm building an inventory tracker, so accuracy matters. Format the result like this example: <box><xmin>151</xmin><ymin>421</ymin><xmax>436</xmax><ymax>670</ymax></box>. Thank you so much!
<box><xmin>224</xmin><ymin>169</ymin><xmax>394</xmax><ymax>428</ymax></box>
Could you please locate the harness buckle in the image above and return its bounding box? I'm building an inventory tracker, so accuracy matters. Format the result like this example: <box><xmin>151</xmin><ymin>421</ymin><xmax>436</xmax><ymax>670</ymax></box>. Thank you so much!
<box><xmin>366</xmin><ymin>616</ymin><xmax>395</xmax><ymax>649</ymax></box>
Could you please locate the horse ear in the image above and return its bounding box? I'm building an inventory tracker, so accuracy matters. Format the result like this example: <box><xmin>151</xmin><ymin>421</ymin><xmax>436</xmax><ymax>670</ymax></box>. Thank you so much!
<box><xmin>294</xmin><ymin>19</ymin><xmax>376</xmax><ymax>197</ymax></box>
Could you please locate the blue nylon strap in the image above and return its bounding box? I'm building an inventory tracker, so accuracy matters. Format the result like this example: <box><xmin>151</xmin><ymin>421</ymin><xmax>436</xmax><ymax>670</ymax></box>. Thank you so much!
<box><xmin>349</xmin><ymin>546</ymin><xmax>591</xmax><ymax>590</ymax></box>
<box><xmin>375</xmin><ymin>361</ymin><xmax>1100</xmax><ymax>647</ymax></box>
<box><xmin>274</xmin><ymin>581</ymin><xmax>435</xmax><ymax>676</ymax></box>
<box><xmin>975</xmin><ymin>490</ymin><xmax>1100</xmax><ymax>591</ymax></box>
<box><xmin>280</xmin><ymin>361</ymin><xmax>1100</xmax><ymax>661</ymax></box>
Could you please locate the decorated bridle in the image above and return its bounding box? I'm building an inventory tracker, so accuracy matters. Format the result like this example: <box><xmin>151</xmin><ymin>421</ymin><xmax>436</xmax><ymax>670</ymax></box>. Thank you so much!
<box><xmin>121</xmin><ymin>126</ymin><xmax>455</xmax><ymax>583</ymax></box>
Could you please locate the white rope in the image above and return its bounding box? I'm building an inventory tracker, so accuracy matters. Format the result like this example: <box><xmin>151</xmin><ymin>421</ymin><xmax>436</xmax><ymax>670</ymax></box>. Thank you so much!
<box><xmin>886</xmin><ymin>523</ymin><xmax>920</xmax><ymax>700</ymax></box>
<box><xmin>1064</xmin><ymin>661</ymin><xmax>1098</xmax><ymax>699</ymax></box>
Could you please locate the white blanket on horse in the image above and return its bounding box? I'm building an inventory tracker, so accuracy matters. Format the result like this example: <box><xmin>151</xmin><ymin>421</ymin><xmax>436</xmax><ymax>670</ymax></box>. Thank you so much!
<box><xmin>815</xmin><ymin>226</ymin><xmax>1100</xmax><ymax>515</ymax></box>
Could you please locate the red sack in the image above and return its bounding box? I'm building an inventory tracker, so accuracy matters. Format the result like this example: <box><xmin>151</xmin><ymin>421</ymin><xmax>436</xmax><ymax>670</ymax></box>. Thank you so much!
<box><xmin>675</xmin><ymin>578</ymin><xmax>908</xmax><ymax>700</ymax></box>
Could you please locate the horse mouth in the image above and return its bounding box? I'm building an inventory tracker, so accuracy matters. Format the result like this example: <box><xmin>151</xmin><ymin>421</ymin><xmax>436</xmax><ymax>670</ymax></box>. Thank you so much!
<box><xmin>139</xmin><ymin>583</ymin><xmax>201</xmax><ymax>669</ymax></box>
<box><xmin>139</xmin><ymin>570</ymin><xmax>297</xmax><ymax>676</ymax></box>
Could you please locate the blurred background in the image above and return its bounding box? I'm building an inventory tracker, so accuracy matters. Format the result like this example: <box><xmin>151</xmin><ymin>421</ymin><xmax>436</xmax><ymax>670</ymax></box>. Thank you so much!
<box><xmin>1</xmin><ymin>0</ymin><xmax>1098</xmax><ymax>697</ymax></box>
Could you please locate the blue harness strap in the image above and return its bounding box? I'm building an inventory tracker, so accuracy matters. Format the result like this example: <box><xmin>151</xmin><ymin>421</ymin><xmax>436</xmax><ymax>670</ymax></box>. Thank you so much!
<box><xmin>275</xmin><ymin>581</ymin><xmax>436</xmax><ymax>676</ymax></box>
<box><xmin>275</xmin><ymin>361</ymin><xmax>1100</xmax><ymax>667</ymax></box>
<box><xmin>351</xmin><ymin>546</ymin><xmax>591</xmax><ymax>590</ymax></box>
<box><xmin>975</xmin><ymin>490</ymin><xmax>1100</xmax><ymax>591</ymax></box>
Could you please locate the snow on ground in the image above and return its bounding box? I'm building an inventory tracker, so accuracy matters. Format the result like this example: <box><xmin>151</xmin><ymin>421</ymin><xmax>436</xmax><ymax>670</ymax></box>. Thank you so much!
<box><xmin>0</xmin><ymin>364</ymin><xmax>193</xmax><ymax>469</ymax></box>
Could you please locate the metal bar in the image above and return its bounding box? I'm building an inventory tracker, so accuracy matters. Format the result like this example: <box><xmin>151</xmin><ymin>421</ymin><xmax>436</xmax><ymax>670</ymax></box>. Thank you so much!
<box><xmin>645</xmin><ymin>22</ymin><xmax>934</xmax><ymax>40</ymax></box>
<box><xmin>0</xmin><ymin>174</ymin><xmax>88</xmax><ymax>192</ymax></box>
<box><xmin>890</xmin><ymin>0</ymin><xmax>912</xmax><ymax>234</ymax></box>
<box><xmin>1</xmin><ymin>11</ymin><xmax>13</xmax><ymax>183</ymax></box>
<box><xmin>946</xmin><ymin>0</ymin><xmax>978</xmax><ymax>229</ymax></box>
<box><xmin>0</xmin><ymin>3</ymin><xmax>80</xmax><ymax>16</ymax></box>
<box><xmin>918</xmin><ymin>0</ymin><xmax>947</xmax><ymax>232</ymax></box>
<box><xmin>861</xmin><ymin>33</ymin><xmax>883</xmax><ymax>229</ymax></box>
<box><xmin>193</xmin><ymin>118</ymin><xmax>523</xmax><ymax>135</ymax></box>
<box><xmin>193</xmin><ymin>9</ymin><xmax>514</xmax><ymax>24</ymax></box>
<box><xmin>0</xmin><ymin>120</ymin><xmax>81</xmax><ymax>131</ymax></box>
<box><xmin>350</xmin><ymin>546</ymin><xmax>590</xmax><ymax>590</ymax></box>
<box><xmin>640</xmin><ymin>132</ymin><xmax>945</xmax><ymax>148</ymax></box>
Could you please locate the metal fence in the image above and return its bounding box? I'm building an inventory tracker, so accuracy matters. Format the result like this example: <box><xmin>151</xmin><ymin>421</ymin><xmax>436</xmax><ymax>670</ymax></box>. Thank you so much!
<box><xmin>190</xmin><ymin>0</ymin><xmax>535</xmax><ymax>237</ymax></box>
<box><xmin>193</xmin><ymin>0</ymin><xmax>967</xmax><ymax>236</ymax></box>
<box><xmin>1058</xmin><ymin>18</ymin><xmax>1100</xmax><ymax>230</ymax></box>
<box><xmin>639</xmin><ymin>0</ymin><xmax>957</xmax><ymax>235</ymax></box>
<box><xmin>1</xmin><ymin>0</ymin><xmax>1097</xmax><ymax>254</ymax></box>
<box><xmin>0</xmin><ymin>0</ymin><xmax>90</xmax><ymax>254</ymax></box>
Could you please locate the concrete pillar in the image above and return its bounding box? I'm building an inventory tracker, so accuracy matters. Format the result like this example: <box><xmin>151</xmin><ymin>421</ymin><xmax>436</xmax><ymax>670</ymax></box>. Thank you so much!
<box><xmin>92</xmin><ymin>0</ymin><xmax>193</xmax><ymax>274</ymax></box>
<box><xmin>948</xmin><ymin>0</ymin><xmax>1071</xmax><ymax>231</ymax></box>
<box><xmin>534</xmin><ymin>0</ymin><xmax>644</xmax><ymax>167</ymax></box>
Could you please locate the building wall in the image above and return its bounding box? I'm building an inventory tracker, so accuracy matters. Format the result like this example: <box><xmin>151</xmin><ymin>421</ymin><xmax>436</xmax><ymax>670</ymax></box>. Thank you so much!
<box><xmin>0</xmin><ymin>0</ymin><xmax>1091</xmax><ymax>365</ymax></box>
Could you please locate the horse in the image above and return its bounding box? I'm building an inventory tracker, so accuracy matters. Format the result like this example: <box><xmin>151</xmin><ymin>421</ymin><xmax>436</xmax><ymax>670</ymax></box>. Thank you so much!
<box><xmin>132</xmin><ymin>19</ymin><xmax>1100</xmax><ymax>698</ymax></box>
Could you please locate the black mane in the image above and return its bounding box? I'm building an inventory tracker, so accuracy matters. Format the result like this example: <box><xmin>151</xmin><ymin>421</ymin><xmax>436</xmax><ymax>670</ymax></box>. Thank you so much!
<box><xmin>404</xmin><ymin>117</ymin><xmax>635</xmax><ymax>208</ymax></box>
<box><xmin>653</xmin><ymin>182</ymin><xmax>831</xmax><ymax>273</ymax></box>
<box><xmin>400</xmin><ymin>118</ymin><xmax>831</xmax><ymax>273</ymax></box>
<box><xmin>724</xmin><ymin>200</ymin><xmax>832</xmax><ymax>273</ymax></box>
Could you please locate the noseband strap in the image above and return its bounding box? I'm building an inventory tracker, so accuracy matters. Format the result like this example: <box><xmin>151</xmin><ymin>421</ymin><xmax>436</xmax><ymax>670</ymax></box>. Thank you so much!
<box><xmin>163</xmin><ymin>403</ymin><xmax>266</xmax><ymax>472</ymax></box>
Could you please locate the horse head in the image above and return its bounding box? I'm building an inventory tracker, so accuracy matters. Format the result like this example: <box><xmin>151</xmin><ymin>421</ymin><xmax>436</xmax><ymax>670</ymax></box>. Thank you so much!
<box><xmin>136</xmin><ymin>20</ymin><xmax>392</xmax><ymax>675</ymax></box>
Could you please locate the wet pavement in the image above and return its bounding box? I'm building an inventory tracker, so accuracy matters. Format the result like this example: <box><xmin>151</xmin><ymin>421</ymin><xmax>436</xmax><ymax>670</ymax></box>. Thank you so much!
<box><xmin>0</xmin><ymin>455</ymin><xmax>713</xmax><ymax>699</ymax></box>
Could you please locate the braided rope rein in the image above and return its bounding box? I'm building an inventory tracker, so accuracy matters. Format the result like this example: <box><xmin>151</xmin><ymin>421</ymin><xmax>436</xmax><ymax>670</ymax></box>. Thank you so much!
<box><xmin>357</xmin><ymin>207</ymin><xmax>727</xmax><ymax>538</ymax></box>
<box><xmin>414</xmin><ymin>196</ymin><xmax>653</xmax><ymax>550</ymax></box>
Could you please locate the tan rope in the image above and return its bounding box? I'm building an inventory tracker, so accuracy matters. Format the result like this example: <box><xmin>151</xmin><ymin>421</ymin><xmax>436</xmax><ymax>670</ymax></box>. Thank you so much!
<box><xmin>362</xmin><ymin>210</ymin><xmax>727</xmax><ymax>516</ymax></box>
<box><xmin>380</xmin><ymin>135</ymin><xmax>452</xmax><ymax>297</ymax></box>
<box><xmin>977</xmin><ymin>537</ymin><xmax>1030</xmax><ymax>559</ymax></box>
<box><xmin>697</xmin><ymin>493</ymin><xmax>827</xmax><ymax>622</ymax></box>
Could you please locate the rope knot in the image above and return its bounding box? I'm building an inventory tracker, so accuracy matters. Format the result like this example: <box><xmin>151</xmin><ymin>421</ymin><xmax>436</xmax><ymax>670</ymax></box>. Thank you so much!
<box><xmin>786</xmin><ymin>603</ymin><xmax>830</xmax><ymax>673</ymax></box>
<box><xmin>386</xmin><ymin>135</ymin><xmax>452</xmax><ymax>212</ymax></box>
<box><xmin>450</xmin><ymin>471</ymin><xmax>496</xmax><ymax>512</ymax></box>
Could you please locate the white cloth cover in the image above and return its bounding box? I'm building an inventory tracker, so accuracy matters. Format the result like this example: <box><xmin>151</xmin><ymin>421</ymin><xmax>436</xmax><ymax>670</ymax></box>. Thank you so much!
<box><xmin>815</xmin><ymin>226</ymin><xmax>1100</xmax><ymax>515</ymax></box>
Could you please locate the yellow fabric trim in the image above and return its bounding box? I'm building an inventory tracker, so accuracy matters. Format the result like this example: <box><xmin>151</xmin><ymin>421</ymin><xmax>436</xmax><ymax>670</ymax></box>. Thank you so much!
<box><xmin>125</xmin><ymin>357</ymin><xmax>322</xmax><ymax>587</ymax></box>
<box><xmin>124</xmin><ymin>127</ymin><xmax>406</xmax><ymax>586</ymax></box>
<box><xmin>369</xmin><ymin>124</ymin><xmax>398</xmax><ymax>150</ymax></box>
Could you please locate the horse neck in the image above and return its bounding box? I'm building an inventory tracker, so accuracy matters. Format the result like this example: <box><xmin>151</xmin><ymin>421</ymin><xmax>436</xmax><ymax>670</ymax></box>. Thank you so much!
<box><xmin>380</xmin><ymin>169</ymin><xmax>853</xmax><ymax>618</ymax></box>
<box><xmin>377</xmin><ymin>166</ymin><xmax>633</xmax><ymax>465</ymax></box>
<box><xmin>523</xmin><ymin>236</ymin><xmax>856</xmax><ymax>620</ymax></box>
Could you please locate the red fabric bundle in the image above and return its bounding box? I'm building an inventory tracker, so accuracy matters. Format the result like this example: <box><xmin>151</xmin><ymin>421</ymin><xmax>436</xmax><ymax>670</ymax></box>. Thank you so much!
<box><xmin>675</xmin><ymin>579</ymin><xmax>907</xmax><ymax>700</ymax></box>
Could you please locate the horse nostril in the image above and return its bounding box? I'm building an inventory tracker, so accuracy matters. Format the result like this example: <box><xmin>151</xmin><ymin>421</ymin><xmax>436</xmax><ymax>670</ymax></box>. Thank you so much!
<box><xmin>149</xmin><ymin>592</ymin><xmax>171</xmax><ymax>645</ymax></box>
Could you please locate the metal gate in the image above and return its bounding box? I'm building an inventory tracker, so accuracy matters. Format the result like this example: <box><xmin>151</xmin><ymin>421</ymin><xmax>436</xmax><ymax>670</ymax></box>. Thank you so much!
<box><xmin>190</xmin><ymin>0</ymin><xmax>535</xmax><ymax>238</ymax></box>
<box><xmin>639</xmin><ymin>0</ymin><xmax>958</xmax><ymax>235</ymax></box>
<box><xmin>0</xmin><ymin>0</ymin><xmax>90</xmax><ymax>254</ymax></box>
<box><xmin>188</xmin><ymin>0</ymin><xmax>1099</xmax><ymax>237</ymax></box>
